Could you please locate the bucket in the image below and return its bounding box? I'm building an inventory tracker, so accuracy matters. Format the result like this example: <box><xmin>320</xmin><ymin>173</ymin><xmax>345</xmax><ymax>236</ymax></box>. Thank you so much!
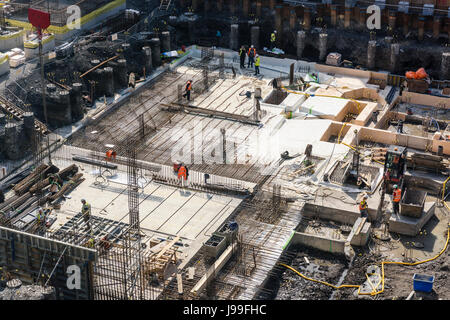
<box><xmin>413</xmin><ymin>273</ymin><xmax>434</xmax><ymax>293</ymax></box>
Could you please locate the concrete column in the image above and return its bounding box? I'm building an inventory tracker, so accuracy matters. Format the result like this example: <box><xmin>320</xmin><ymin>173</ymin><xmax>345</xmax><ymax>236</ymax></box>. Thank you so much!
<box><xmin>269</xmin><ymin>0</ymin><xmax>276</xmax><ymax>10</ymax></box>
<box><xmin>217</xmin><ymin>0</ymin><xmax>223</xmax><ymax>12</ymax></box>
<box><xmin>402</xmin><ymin>13</ymin><xmax>409</xmax><ymax>36</ymax></box>
<box><xmin>290</xmin><ymin>9</ymin><xmax>297</xmax><ymax>31</ymax></box>
<box><xmin>441</xmin><ymin>52</ymin><xmax>450</xmax><ymax>80</ymax></box>
<box><xmin>188</xmin><ymin>18</ymin><xmax>194</xmax><ymax>43</ymax></box>
<box><xmin>150</xmin><ymin>38</ymin><xmax>161</xmax><ymax>67</ymax></box>
<box><xmin>418</xmin><ymin>17</ymin><xmax>425</xmax><ymax>41</ymax></box>
<box><xmin>297</xmin><ymin>30</ymin><xmax>306</xmax><ymax>59</ymax></box>
<box><xmin>71</xmin><ymin>83</ymin><xmax>84</xmax><ymax>121</ymax></box>
<box><xmin>358</xmin><ymin>8</ymin><xmax>365</xmax><ymax>30</ymax></box>
<box><xmin>22</xmin><ymin>112</ymin><xmax>35</xmax><ymax>149</ymax></box>
<box><xmin>192</xmin><ymin>0</ymin><xmax>199</xmax><ymax>11</ymax></box>
<box><xmin>143</xmin><ymin>47</ymin><xmax>152</xmax><ymax>75</ymax></box>
<box><xmin>319</xmin><ymin>33</ymin><xmax>328</xmax><ymax>61</ymax></box>
<box><xmin>104</xmin><ymin>67</ymin><xmax>114</xmax><ymax>97</ymax></box>
<box><xmin>367</xmin><ymin>40</ymin><xmax>376</xmax><ymax>70</ymax></box>
<box><xmin>331</xmin><ymin>5</ymin><xmax>337</xmax><ymax>26</ymax></box>
<box><xmin>242</xmin><ymin>0</ymin><xmax>249</xmax><ymax>17</ymax></box>
<box><xmin>59</xmin><ymin>90</ymin><xmax>72</xmax><ymax>126</ymax></box>
<box><xmin>230</xmin><ymin>0</ymin><xmax>236</xmax><ymax>15</ymax></box>
<box><xmin>390</xmin><ymin>43</ymin><xmax>399</xmax><ymax>73</ymax></box>
<box><xmin>275</xmin><ymin>6</ymin><xmax>283</xmax><ymax>44</ymax></box>
<box><xmin>304</xmin><ymin>7</ymin><xmax>311</xmax><ymax>31</ymax></box>
<box><xmin>204</xmin><ymin>0</ymin><xmax>210</xmax><ymax>14</ymax></box>
<box><xmin>161</xmin><ymin>31</ymin><xmax>171</xmax><ymax>52</ymax></box>
<box><xmin>94</xmin><ymin>69</ymin><xmax>104</xmax><ymax>97</ymax></box>
<box><xmin>388</xmin><ymin>11</ymin><xmax>396</xmax><ymax>31</ymax></box>
<box><xmin>46</xmin><ymin>83</ymin><xmax>57</xmax><ymax>94</ymax></box>
<box><xmin>230</xmin><ymin>24</ymin><xmax>239</xmax><ymax>51</ymax></box>
<box><xmin>433</xmin><ymin>16</ymin><xmax>440</xmax><ymax>39</ymax></box>
<box><xmin>251</xmin><ymin>26</ymin><xmax>260</xmax><ymax>49</ymax></box>
<box><xmin>256</xmin><ymin>0</ymin><xmax>262</xmax><ymax>17</ymax></box>
<box><xmin>4</xmin><ymin>123</ymin><xmax>20</xmax><ymax>160</ymax></box>
<box><xmin>117</xmin><ymin>59</ymin><xmax>128</xmax><ymax>87</ymax></box>
<box><xmin>344</xmin><ymin>7</ymin><xmax>351</xmax><ymax>29</ymax></box>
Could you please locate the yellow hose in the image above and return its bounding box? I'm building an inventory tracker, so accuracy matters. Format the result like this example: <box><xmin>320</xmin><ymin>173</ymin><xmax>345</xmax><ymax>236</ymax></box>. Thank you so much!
<box><xmin>279</xmin><ymin>224</ymin><xmax>450</xmax><ymax>297</ymax></box>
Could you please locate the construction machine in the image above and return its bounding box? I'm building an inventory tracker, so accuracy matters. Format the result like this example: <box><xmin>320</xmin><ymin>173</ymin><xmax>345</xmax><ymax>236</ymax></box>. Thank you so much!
<box><xmin>383</xmin><ymin>145</ymin><xmax>407</xmax><ymax>195</ymax></box>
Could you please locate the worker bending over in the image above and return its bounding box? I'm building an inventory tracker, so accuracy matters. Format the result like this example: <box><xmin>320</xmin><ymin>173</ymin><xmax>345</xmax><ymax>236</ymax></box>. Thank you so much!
<box><xmin>359</xmin><ymin>195</ymin><xmax>368</xmax><ymax>218</ymax></box>
<box><xmin>392</xmin><ymin>184</ymin><xmax>402</xmax><ymax>215</ymax></box>
<box><xmin>183</xmin><ymin>80</ymin><xmax>192</xmax><ymax>101</ymax></box>
<box><xmin>239</xmin><ymin>45</ymin><xmax>246</xmax><ymax>69</ymax></box>
<box><xmin>254</xmin><ymin>54</ymin><xmax>261</xmax><ymax>76</ymax></box>
<box><xmin>247</xmin><ymin>45</ymin><xmax>256</xmax><ymax>68</ymax></box>
<box><xmin>81</xmin><ymin>199</ymin><xmax>92</xmax><ymax>231</ymax></box>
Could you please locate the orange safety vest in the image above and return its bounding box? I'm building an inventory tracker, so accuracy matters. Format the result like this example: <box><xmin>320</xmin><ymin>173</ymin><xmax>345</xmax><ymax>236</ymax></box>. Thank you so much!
<box><xmin>186</xmin><ymin>82</ymin><xmax>192</xmax><ymax>91</ymax></box>
<box><xmin>248</xmin><ymin>48</ymin><xmax>256</xmax><ymax>57</ymax></box>
<box><xmin>106</xmin><ymin>150</ymin><xmax>116</xmax><ymax>160</ymax></box>
<box><xmin>359</xmin><ymin>200</ymin><xmax>368</xmax><ymax>211</ymax></box>
<box><xmin>178</xmin><ymin>166</ymin><xmax>187</xmax><ymax>180</ymax></box>
<box><xmin>393</xmin><ymin>188</ymin><xmax>402</xmax><ymax>202</ymax></box>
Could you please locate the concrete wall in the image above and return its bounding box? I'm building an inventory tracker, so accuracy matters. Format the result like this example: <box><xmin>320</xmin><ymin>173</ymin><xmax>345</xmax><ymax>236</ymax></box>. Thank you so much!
<box><xmin>401</xmin><ymin>92</ymin><xmax>450</xmax><ymax>108</ymax></box>
<box><xmin>0</xmin><ymin>30</ymin><xmax>24</xmax><ymax>51</ymax></box>
<box><xmin>291</xmin><ymin>231</ymin><xmax>346</xmax><ymax>254</ymax></box>
<box><xmin>315</xmin><ymin>64</ymin><xmax>388</xmax><ymax>83</ymax></box>
<box><xmin>303</xmin><ymin>202</ymin><xmax>360</xmax><ymax>225</ymax></box>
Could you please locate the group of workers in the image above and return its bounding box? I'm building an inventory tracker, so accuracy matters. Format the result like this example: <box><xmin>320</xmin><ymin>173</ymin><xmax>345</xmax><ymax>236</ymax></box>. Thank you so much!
<box><xmin>358</xmin><ymin>184</ymin><xmax>402</xmax><ymax>218</ymax></box>
<box><xmin>239</xmin><ymin>45</ymin><xmax>261</xmax><ymax>76</ymax></box>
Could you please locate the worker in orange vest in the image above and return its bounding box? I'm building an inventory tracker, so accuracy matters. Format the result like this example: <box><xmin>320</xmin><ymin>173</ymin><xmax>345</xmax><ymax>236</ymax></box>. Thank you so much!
<box><xmin>178</xmin><ymin>164</ymin><xmax>187</xmax><ymax>187</ymax></box>
<box><xmin>106</xmin><ymin>149</ymin><xmax>117</xmax><ymax>161</ymax></box>
<box><xmin>359</xmin><ymin>195</ymin><xmax>368</xmax><ymax>218</ymax></box>
<box><xmin>392</xmin><ymin>184</ymin><xmax>402</xmax><ymax>215</ymax></box>
<box><xmin>183</xmin><ymin>80</ymin><xmax>192</xmax><ymax>101</ymax></box>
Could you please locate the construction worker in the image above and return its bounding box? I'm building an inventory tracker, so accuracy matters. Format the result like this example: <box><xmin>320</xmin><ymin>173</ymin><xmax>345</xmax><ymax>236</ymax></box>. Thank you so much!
<box><xmin>106</xmin><ymin>149</ymin><xmax>117</xmax><ymax>161</ymax></box>
<box><xmin>36</xmin><ymin>208</ymin><xmax>44</xmax><ymax>225</ymax></box>
<box><xmin>239</xmin><ymin>45</ymin><xmax>246</xmax><ymax>69</ymax></box>
<box><xmin>254</xmin><ymin>54</ymin><xmax>261</xmax><ymax>76</ymax></box>
<box><xmin>128</xmin><ymin>72</ymin><xmax>136</xmax><ymax>89</ymax></box>
<box><xmin>87</xmin><ymin>237</ymin><xmax>95</xmax><ymax>248</ymax></box>
<box><xmin>215</xmin><ymin>30</ymin><xmax>222</xmax><ymax>47</ymax></box>
<box><xmin>270</xmin><ymin>31</ymin><xmax>277</xmax><ymax>50</ymax></box>
<box><xmin>178</xmin><ymin>164</ymin><xmax>187</xmax><ymax>187</ymax></box>
<box><xmin>183</xmin><ymin>80</ymin><xmax>192</xmax><ymax>101</ymax></box>
<box><xmin>247</xmin><ymin>45</ymin><xmax>256</xmax><ymax>68</ymax></box>
<box><xmin>81</xmin><ymin>199</ymin><xmax>91</xmax><ymax>230</ymax></box>
<box><xmin>392</xmin><ymin>184</ymin><xmax>402</xmax><ymax>215</ymax></box>
<box><xmin>359</xmin><ymin>195</ymin><xmax>369</xmax><ymax>218</ymax></box>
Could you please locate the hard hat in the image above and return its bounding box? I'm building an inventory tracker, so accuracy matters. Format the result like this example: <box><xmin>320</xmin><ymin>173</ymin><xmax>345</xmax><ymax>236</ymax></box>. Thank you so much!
<box><xmin>364</xmin><ymin>195</ymin><xmax>368</xmax><ymax>199</ymax></box>
<box><xmin>81</xmin><ymin>199</ymin><xmax>86</xmax><ymax>203</ymax></box>
<box><xmin>393</xmin><ymin>185</ymin><xmax>398</xmax><ymax>189</ymax></box>
<box><xmin>251</xmin><ymin>45</ymin><xmax>254</xmax><ymax>48</ymax></box>
<box><xmin>274</xmin><ymin>30</ymin><xmax>277</xmax><ymax>33</ymax></box>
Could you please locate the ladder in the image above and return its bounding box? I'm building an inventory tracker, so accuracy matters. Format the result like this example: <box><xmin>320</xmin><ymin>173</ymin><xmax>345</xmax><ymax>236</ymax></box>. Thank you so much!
<box><xmin>159</xmin><ymin>0</ymin><xmax>172</xmax><ymax>11</ymax></box>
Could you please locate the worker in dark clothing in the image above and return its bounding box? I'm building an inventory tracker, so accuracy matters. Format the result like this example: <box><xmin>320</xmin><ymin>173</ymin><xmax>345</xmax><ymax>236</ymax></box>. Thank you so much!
<box><xmin>216</xmin><ymin>30</ymin><xmax>222</xmax><ymax>47</ymax></box>
<box><xmin>81</xmin><ymin>199</ymin><xmax>91</xmax><ymax>231</ymax></box>
<box><xmin>247</xmin><ymin>45</ymin><xmax>256</xmax><ymax>68</ymax></box>
<box><xmin>0</xmin><ymin>189</ymin><xmax>4</xmax><ymax>204</ymax></box>
<box><xmin>239</xmin><ymin>46</ymin><xmax>246</xmax><ymax>69</ymax></box>
<box><xmin>183</xmin><ymin>80</ymin><xmax>192</xmax><ymax>101</ymax></box>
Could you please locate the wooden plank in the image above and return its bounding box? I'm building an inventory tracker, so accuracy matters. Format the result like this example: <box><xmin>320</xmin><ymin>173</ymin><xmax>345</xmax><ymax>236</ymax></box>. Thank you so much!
<box><xmin>155</xmin><ymin>236</ymin><xmax>179</xmax><ymax>260</ymax></box>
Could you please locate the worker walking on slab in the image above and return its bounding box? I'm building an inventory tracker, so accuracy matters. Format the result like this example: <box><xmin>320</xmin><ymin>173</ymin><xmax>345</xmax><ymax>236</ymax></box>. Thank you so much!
<box><xmin>254</xmin><ymin>54</ymin><xmax>261</xmax><ymax>76</ymax></box>
<box><xmin>359</xmin><ymin>195</ymin><xmax>369</xmax><ymax>218</ymax></box>
<box><xmin>239</xmin><ymin>45</ymin><xmax>246</xmax><ymax>69</ymax></box>
<box><xmin>270</xmin><ymin>31</ymin><xmax>277</xmax><ymax>50</ymax></box>
<box><xmin>183</xmin><ymin>80</ymin><xmax>192</xmax><ymax>102</ymax></box>
<box><xmin>392</xmin><ymin>184</ymin><xmax>402</xmax><ymax>215</ymax></box>
<box><xmin>247</xmin><ymin>45</ymin><xmax>256</xmax><ymax>68</ymax></box>
<box><xmin>81</xmin><ymin>199</ymin><xmax>92</xmax><ymax>231</ymax></box>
